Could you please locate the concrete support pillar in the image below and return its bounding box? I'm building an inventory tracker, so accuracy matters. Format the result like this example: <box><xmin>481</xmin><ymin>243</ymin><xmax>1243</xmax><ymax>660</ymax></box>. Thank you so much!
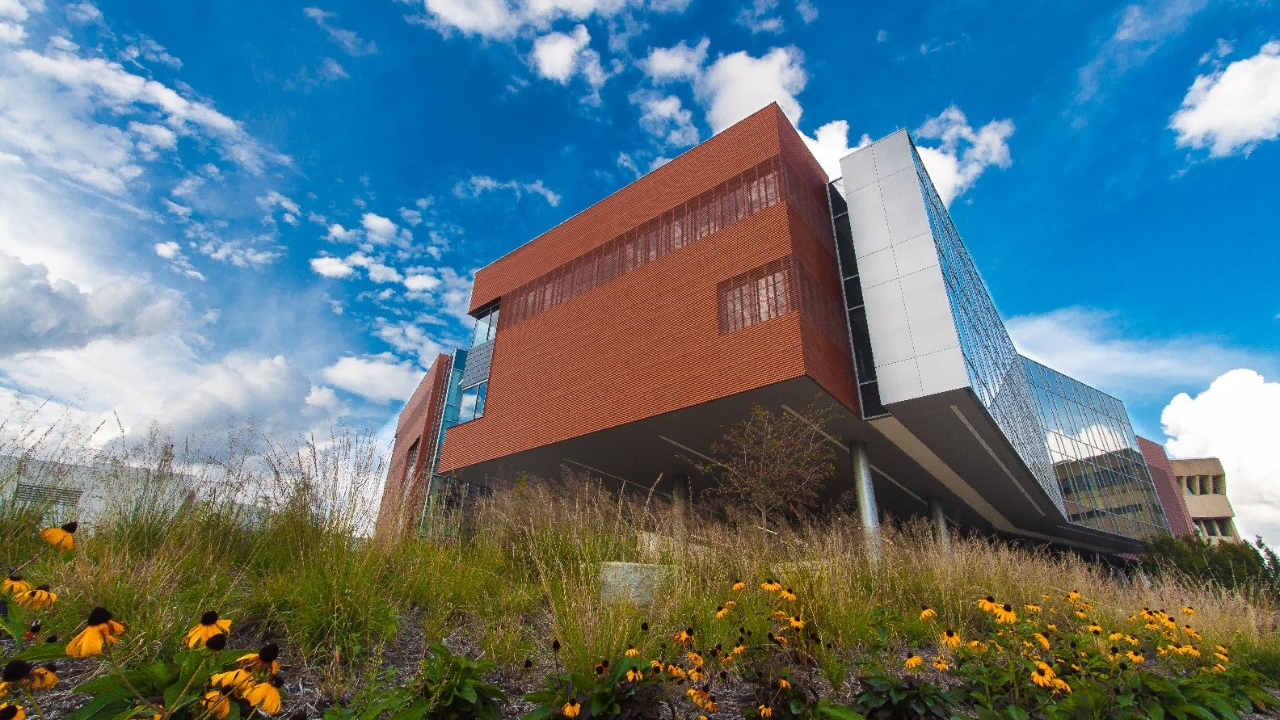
<box><xmin>928</xmin><ymin>497</ymin><xmax>951</xmax><ymax>549</ymax></box>
<box><xmin>672</xmin><ymin>474</ymin><xmax>689</xmax><ymax>535</ymax></box>
<box><xmin>850</xmin><ymin>441</ymin><xmax>881</xmax><ymax>560</ymax></box>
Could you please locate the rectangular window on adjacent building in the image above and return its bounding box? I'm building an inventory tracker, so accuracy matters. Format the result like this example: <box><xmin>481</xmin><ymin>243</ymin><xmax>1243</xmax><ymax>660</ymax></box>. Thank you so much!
<box><xmin>458</xmin><ymin>382</ymin><xmax>487</xmax><ymax>423</ymax></box>
<box><xmin>718</xmin><ymin>259</ymin><xmax>794</xmax><ymax>334</ymax></box>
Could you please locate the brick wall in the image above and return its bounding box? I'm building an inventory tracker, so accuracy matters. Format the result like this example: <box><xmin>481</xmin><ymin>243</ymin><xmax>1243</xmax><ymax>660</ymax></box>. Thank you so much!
<box><xmin>375</xmin><ymin>354</ymin><xmax>450</xmax><ymax>539</ymax></box>
<box><xmin>1136</xmin><ymin>436</ymin><xmax>1196</xmax><ymax>537</ymax></box>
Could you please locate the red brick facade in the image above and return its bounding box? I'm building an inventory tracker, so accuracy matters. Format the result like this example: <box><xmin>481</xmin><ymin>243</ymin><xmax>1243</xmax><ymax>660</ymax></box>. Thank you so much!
<box><xmin>376</xmin><ymin>353</ymin><xmax>451</xmax><ymax>539</ymax></box>
<box><xmin>439</xmin><ymin>104</ymin><xmax>856</xmax><ymax>474</ymax></box>
<box><xmin>1136</xmin><ymin>436</ymin><xmax>1196</xmax><ymax>537</ymax></box>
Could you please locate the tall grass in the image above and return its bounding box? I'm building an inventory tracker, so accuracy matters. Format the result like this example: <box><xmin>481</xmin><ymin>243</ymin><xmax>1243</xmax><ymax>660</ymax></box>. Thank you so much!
<box><xmin>3</xmin><ymin>415</ymin><xmax>1278</xmax><ymax>706</ymax></box>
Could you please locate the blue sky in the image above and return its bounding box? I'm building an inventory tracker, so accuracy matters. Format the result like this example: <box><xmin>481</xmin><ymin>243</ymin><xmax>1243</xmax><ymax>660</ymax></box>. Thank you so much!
<box><xmin>1</xmin><ymin>0</ymin><xmax>1277</xmax><ymax>542</ymax></box>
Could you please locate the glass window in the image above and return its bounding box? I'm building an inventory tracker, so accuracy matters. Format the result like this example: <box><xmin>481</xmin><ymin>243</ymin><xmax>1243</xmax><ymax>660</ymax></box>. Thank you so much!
<box><xmin>471</xmin><ymin>306</ymin><xmax>499</xmax><ymax>346</ymax></box>
<box><xmin>457</xmin><ymin>382</ymin><xmax>488</xmax><ymax>423</ymax></box>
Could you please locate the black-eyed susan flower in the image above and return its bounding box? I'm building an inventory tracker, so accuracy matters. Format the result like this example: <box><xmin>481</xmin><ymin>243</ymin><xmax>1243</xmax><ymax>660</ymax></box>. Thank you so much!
<box><xmin>940</xmin><ymin>629</ymin><xmax>961</xmax><ymax>650</ymax></box>
<box><xmin>237</xmin><ymin>643</ymin><xmax>281</xmax><ymax>675</ymax></box>
<box><xmin>777</xmin><ymin>678</ymin><xmax>791</xmax><ymax>690</ymax></box>
<box><xmin>245</xmin><ymin>676</ymin><xmax>283</xmax><ymax>715</ymax></box>
<box><xmin>26</xmin><ymin>668</ymin><xmax>55</xmax><ymax>692</ymax></box>
<box><xmin>758</xmin><ymin>705</ymin><xmax>773</xmax><ymax>717</ymax></box>
<box><xmin>1182</xmin><ymin>625</ymin><xmax>1202</xmax><ymax>641</ymax></box>
<box><xmin>967</xmin><ymin>639</ymin><xmax>987</xmax><ymax>653</ymax></box>
<box><xmin>789</xmin><ymin>616</ymin><xmax>804</xmax><ymax>630</ymax></box>
<box><xmin>732</xmin><ymin>580</ymin><xmax>746</xmax><ymax>592</ymax></box>
<box><xmin>14</xmin><ymin>586</ymin><xmax>55</xmax><ymax>611</ymax></box>
<box><xmin>1214</xmin><ymin>651</ymin><xmax>1230</xmax><ymax>663</ymax></box>
<box><xmin>1126</xmin><ymin>651</ymin><xmax>1145</xmax><ymax>665</ymax></box>
<box><xmin>904</xmin><ymin>654</ymin><xmax>923</xmax><ymax>669</ymax></box>
<box><xmin>977</xmin><ymin>596</ymin><xmax>998</xmax><ymax>613</ymax></box>
<box><xmin>562</xmin><ymin>700</ymin><xmax>581</xmax><ymax>717</ymax></box>
<box><xmin>933</xmin><ymin>656</ymin><xmax>949</xmax><ymax>671</ymax></box>
<box><xmin>667</xmin><ymin>664</ymin><xmax>686</xmax><ymax>680</ymax></box>
<box><xmin>919</xmin><ymin>606</ymin><xmax>937</xmax><ymax>621</ymax></box>
<box><xmin>688</xmin><ymin>667</ymin><xmax>707</xmax><ymax>683</ymax></box>
<box><xmin>66</xmin><ymin>607</ymin><xmax>125</xmax><ymax>657</ymax></box>
<box><xmin>1051</xmin><ymin>678</ymin><xmax>1072</xmax><ymax>694</ymax></box>
<box><xmin>625</xmin><ymin>645</ymin><xmax>639</xmax><ymax>657</ymax></box>
<box><xmin>1182</xmin><ymin>606</ymin><xmax>1195</xmax><ymax>616</ymax></box>
<box><xmin>686</xmin><ymin>651</ymin><xmax>703</xmax><ymax>667</ymax></box>
<box><xmin>1031</xmin><ymin>667</ymin><xmax>1055</xmax><ymax>688</ymax></box>
<box><xmin>1065</xmin><ymin>590</ymin><xmax>1082</xmax><ymax>602</ymax></box>
<box><xmin>673</xmin><ymin>628</ymin><xmax>693</xmax><ymax>646</ymax></box>
<box><xmin>0</xmin><ymin>702</ymin><xmax>26</xmax><ymax>720</ymax></box>
<box><xmin>38</xmin><ymin>522</ymin><xmax>77</xmax><ymax>551</ymax></box>
<box><xmin>715</xmin><ymin>605</ymin><xmax>730</xmax><ymax>620</ymax></box>
<box><xmin>761</xmin><ymin>579</ymin><xmax>781</xmax><ymax>593</ymax></box>
<box><xmin>201</xmin><ymin>691</ymin><xmax>230</xmax><ymax>720</ymax></box>
<box><xmin>1</xmin><ymin>662</ymin><xmax>31</xmax><ymax>687</ymax></box>
<box><xmin>593</xmin><ymin>661</ymin><xmax>606</xmax><ymax>676</ymax></box>
<box><xmin>21</xmin><ymin>621</ymin><xmax>40</xmax><ymax>644</ymax></box>
<box><xmin>2</xmin><ymin>575</ymin><xmax>31</xmax><ymax>596</ymax></box>
<box><xmin>1024</xmin><ymin>603</ymin><xmax>1042</xmax><ymax>613</ymax></box>
<box><xmin>1086</xmin><ymin>624</ymin><xmax>1102</xmax><ymax>636</ymax></box>
<box><xmin>625</xmin><ymin>667</ymin><xmax>643</xmax><ymax>683</ymax></box>
<box><xmin>779</xmin><ymin>588</ymin><xmax>796</xmax><ymax>602</ymax></box>
<box><xmin>187</xmin><ymin>611</ymin><xmax>232</xmax><ymax>648</ymax></box>
<box><xmin>994</xmin><ymin>604</ymin><xmax>1017</xmax><ymax>624</ymax></box>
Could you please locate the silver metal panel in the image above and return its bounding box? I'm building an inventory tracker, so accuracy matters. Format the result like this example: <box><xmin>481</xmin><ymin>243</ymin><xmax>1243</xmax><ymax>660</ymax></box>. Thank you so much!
<box><xmin>860</xmin><ymin>280</ymin><xmax>915</xmax><ymax>365</ymax></box>
<box><xmin>856</xmin><ymin>246</ymin><xmax>898</xmax><ymax>290</ymax></box>
<box><xmin>840</xmin><ymin>144</ymin><xmax>880</xmax><ymax>193</ymax></box>
<box><xmin>846</xmin><ymin>184</ymin><xmax>893</xmax><ymax>258</ymax></box>
<box><xmin>899</xmin><ymin>265</ymin><xmax>961</xmax><ymax>357</ymax></box>
<box><xmin>891</xmin><ymin>232</ymin><xmax>941</xmax><ymax>277</ymax></box>
<box><xmin>916</xmin><ymin>347</ymin><xmax>969</xmax><ymax>397</ymax></box>
<box><xmin>880</xmin><ymin>168</ymin><xmax>931</xmax><ymax>244</ymax></box>
<box><xmin>871</xmin><ymin>129</ymin><xmax>914</xmax><ymax>177</ymax></box>
<box><xmin>459</xmin><ymin>339</ymin><xmax>493</xmax><ymax>388</ymax></box>
<box><xmin>877</xmin><ymin>357</ymin><xmax>924</xmax><ymax>403</ymax></box>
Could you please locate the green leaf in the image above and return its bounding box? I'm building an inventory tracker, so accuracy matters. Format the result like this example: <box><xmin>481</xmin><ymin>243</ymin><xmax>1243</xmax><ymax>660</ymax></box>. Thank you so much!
<box><xmin>458</xmin><ymin>682</ymin><xmax>479</xmax><ymax>704</ymax></box>
<box><xmin>1006</xmin><ymin>706</ymin><xmax>1030</xmax><ymax>720</ymax></box>
<box><xmin>66</xmin><ymin>687</ymin><xmax>131</xmax><ymax>720</ymax></box>
<box><xmin>14</xmin><ymin>641</ymin><xmax>70</xmax><ymax>662</ymax></box>
<box><xmin>818</xmin><ymin>706</ymin><xmax>865</xmax><ymax>720</ymax></box>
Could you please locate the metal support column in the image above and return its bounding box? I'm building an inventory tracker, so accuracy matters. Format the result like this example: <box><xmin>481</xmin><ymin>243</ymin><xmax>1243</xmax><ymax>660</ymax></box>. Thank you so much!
<box><xmin>928</xmin><ymin>497</ymin><xmax>951</xmax><ymax>549</ymax></box>
<box><xmin>850</xmin><ymin>441</ymin><xmax>881</xmax><ymax>560</ymax></box>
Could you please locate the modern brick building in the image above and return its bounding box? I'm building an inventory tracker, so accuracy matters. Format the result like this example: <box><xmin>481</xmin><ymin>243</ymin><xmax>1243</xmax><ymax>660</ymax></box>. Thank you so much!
<box><xmin>376</xmin><ymin>104</ymin><xmax>1174</xmax><ymax>554</ymax></box>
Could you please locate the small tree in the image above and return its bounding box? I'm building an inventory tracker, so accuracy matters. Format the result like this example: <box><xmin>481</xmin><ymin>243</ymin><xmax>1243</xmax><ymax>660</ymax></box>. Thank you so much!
<box><xmin>689</xmin><ymin>403</ymin><xmax>837</xmax><ymax>530</ymax></box>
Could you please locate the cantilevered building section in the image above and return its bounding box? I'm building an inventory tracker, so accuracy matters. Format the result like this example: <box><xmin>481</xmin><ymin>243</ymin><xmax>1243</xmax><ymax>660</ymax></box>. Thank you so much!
<box><xmin>376</xmin><ymin>104</ymin><xmax>1173</xmax><ymax>554</ymax></box>
<box><xmin>1171</xmin><ymin>457</ymin><xmax>1241</xmax><ymax>543</ymax></box>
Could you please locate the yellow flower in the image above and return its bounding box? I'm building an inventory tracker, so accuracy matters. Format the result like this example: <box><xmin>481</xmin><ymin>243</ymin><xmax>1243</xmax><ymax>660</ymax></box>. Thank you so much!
<box><xmin>759</xmin><ymin>705</ymin><xmax>773</xmax><ymax>717</ymax></box>
<box><xmin>932</xmin><ymin>657</ymin><xmax>949</xmax><ymax>671</ymax></box>
<box><xmin>1033</xmin><ymin>633</ymin><xmax>1050</xmax><ymax>651</ymax></box>
<box><xmin>1066</xmin><ymin>591</ymin><xmax>1082</xmax><ymax>602</ymax></box>
<box><xmin>1182</xmin><ymin>625</ymin><xmax>1202</xmax><ymax>641</ymax></box>
<box><xmin>13</xmin><ymin>586</ymin><xmax>55</xmax><ymax>611</ymax></box>
<box><xmin>201</xmin><ymin>692</ymin><xmax>230</xmax><ymax>720</ymax></box>
<box><xmin>1087</xmin><ymin>624</ymin><xmax>1102</xmax><ymax>636</ymax></box>
<box><xmin>237</xmin><ymin>643</ymin><xmax>282</xmax><ymax>675</ymax></box>
<box><xmin>673</xmin><ymin>628</ymin><xmax>693</xmax><ymax>646</ymax></box>
<box><xmin>732</xmin><ymin>643</ymin><xmax>745</xmax><ymax>655</ymax></box>
<box><xmin>1126</xmin><ymin>651</ymin><xmax>1145</xmax><ymax>665</ymax></box>
<box><xmin>778</xmin><ymin>678</ymin><xmax>791</xmax><ymax>690</ymax></box>
<box><xmin>732</xmin><ymin>580</ymin><xmax>747</xmax><ymax>592</ymax></box>
<box><xmin>245</xmin><ymin>678</ymin><xmax>283</xmax><ymax>715</ymax></box>
<box><xmin>1182</xmin><ymin>606</ymin><xmax>1195</xmax><ymax>616</ymax></box>
<box><xmin>1109</xmin><ymin>631</ymin><xmax>1124</xmax><ymax>641</ymax></box>
<box><xmin>1051</xmin><ymin>678</ymin><xmax>1072</xmax><ymax>695</ymax></box>
<box><xmin>2</xmin><ymin>575</ymin><xmax>31</xmax><ymax>596</ymax></box>
<box><xmin>187</xmin><ymin>610</ymin><xmax>232</xmax><ymax>648</ymax></box>
<box><xmin>1024</xmin><ymin>603</ymin><xmax>1042</xmax><ymax>613</ymax></box>
<box><xmin>939</xmin><ymin>629</ymin><xmax>961</xmax><ymax>650</ymax></box>
<box><xmin>772</xmin><ymin>610</ymin><xmax>790</xmax><ymax>621</ymax></box>
<box><xmin>1031</xmin><ymin>668</ymin><xmax>1054</xmax><ymax>688</ymax></box>
<box><xmin>904</xmin><ymin>654</ymin><xmax>923</xmax><ymax>669</ymax></box>
<box><xmin>1075</xmin><ymin>611</ymin><xmax>1088</xmax><ymax>619</ymax></box>
<box><xmin>724</xmin><ymin>600</ymin><xmax>737</xmax><ymax>610</ymax></box>
<box><xmin>688</xmin><ymin>668</ymin><xmax>706</xmax><ymax>683</ymax></box>
<box><xmin>1214</xmin><ymin>652</ymin><xmax>1230</xmax><ymax>663</ymax></box>
<box><xmin>211</xmin><ymin>669</ymin><xmax>254</xmax><ymax>696</ymax></box>
<box><xmin>562</xmin><ymin>700</ymin><xmax>581</xmax><ymax>718</ymax></box>
<box><xmin>625</xmin><ymin>668</ymin><xmax>643</xmax><ymax>683</ymax></box>
<box><xmin>667</xmin><ymin>664</ymin><xmax>686</xmax><ymax>680</ymax></box>
<box><xmin>967</xmin><ymin>640</ymin><xmax>988</xmax><ymax>653</ymax></box>
<box><xmin>38</xmin><ymin>522</ymin><xmax>77</xmax><ymax>551</ymax></box>
<box><xmin>779</xmin><ymin>588</ymin><xmax>796</xmax><ymax>602</ymax></box>
<box><xmin>1215</xmin><ymin>644</ymin><xmax>1230</xmax><ymax>655</ymax></box>
<box><xmin>715</xmin><ymin>606</ymin><xmax>731</xmax><ymax>620</ymax></box>
<box><xmin>761</xmin><ymin>580</ymin><xmax>781</xmax><ymax>592</ymax></box>
<box><xmin>1045</xmin><ymin>623</ymin><xmax>1057</xmax><ymax>631</ymax></box>
<box><xmin>977</xmin><ymin>596</ymin><xmax>998</xmax><ymax>613</ymax></box>
<box><xmin>625</xmin><ymin>646</ymin><xmax>640</xmax><ymax>657</ymax></box>
<box><xmin>649</xmin><ymin>660</ymin><xmax>663</xmax><ymax>671</ymax></box>
<box><xmin>26</xmin><ymin>668</ymin><xmax>56</xmax><ymax>691</ymax></box>
<box><xmin>1212</xmin><ymin>663</ymin><xmax>1227</xmax><ymax>673</ymax></box>
<box><xmin>0</xmin><ymin>702</ymin><xmax>26</xmax><ymax>720</ymax></box>
<box><xmin>66</xmin><ymin>607</ymin><xmax>126</xmax><ymax>658</ymax></box>
<box><xmin>789</xmin><ymin>616</ymin><xmax>804</xmax><ymax>630</ymax></box>
<box><xmin>686</xmin><ymin>651</ymin><xmax>703</xmax><ymax>667</ymax></box>
<box><xmin>994</xmin><ymin>604</ymin><xmax>1017</xmax><ymax>624</ymax></box>
<box><xmin>919</xmin><ymin>607</ymin><xmax>938</xmax><ymax>621</ymax></box>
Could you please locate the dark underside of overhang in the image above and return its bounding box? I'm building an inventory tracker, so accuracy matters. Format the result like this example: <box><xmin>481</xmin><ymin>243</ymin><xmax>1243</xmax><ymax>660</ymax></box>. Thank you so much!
<box><xmin>445</xmin><ymin>377</ymin><xmax>1148</xmax><ymax>554</ymax></box>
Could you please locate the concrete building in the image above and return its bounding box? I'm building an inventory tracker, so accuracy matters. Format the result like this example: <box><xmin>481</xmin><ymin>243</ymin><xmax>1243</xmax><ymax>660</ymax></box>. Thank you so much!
<box><xmin>1170</xmin><ymin>457</ymin><xmax>1241</xmax><ymax>542</ymax></box>
<box><xmin>376</xmin><ymin>104</ymin><xmax>1173</xmax><ymax>553</ymax></box>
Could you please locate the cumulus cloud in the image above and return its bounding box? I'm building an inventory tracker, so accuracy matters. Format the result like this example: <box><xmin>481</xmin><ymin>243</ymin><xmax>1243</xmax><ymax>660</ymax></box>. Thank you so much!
<box><xmin>631</xmin><ymin>90</ymin><xmax>698</xmax><ymax>146</ymax></box>
<box><xmin>695</xmin><ymin>46</ymin><xmax>805</xmax><ymax>134</ymax></box>
<box><xmin>322</xmin><ymin>354</ymin><xmax>423</xmax><ymax>403</ymax></box>
<box><xmin>453</xmin><ymin>174</ymin><xmax>561</xmax><ymax>206</ymax></box>
<box><xmin>913</xmin><ymin>105</ymin><xmax>1014</xmax><ymax>206</ymax></box>
<box><xmin>417</xmin><ymin>0</ymin><xmax>686</xmax><ymax>40</ymax></box>
<box><xmin>1170</xmin><ymin>41</ymin><xmax>1280</xmax><ymax>157</ymax></box>
<box><xmin>257</xmin><ymin>190</ymin><xmax>301</xmax><ymax>226</ymax></box>
<box><xmin>800</xmin><ymin>119</ymin><xmax>870</xmax><ymax>180</ymax></box>
<box><xmin>373</xmin><ymin>319</ymin><xmax>447</xmax><ymax>367</ymax></box>
<box><xmin>531</xmin><ymin>24</ymin><xmax>609</xmax><ymax>99</ymax></box>
<box><xmin>303</xmin><ymin>7</ymin><xmax>377</xmax><ymax>56</ymax></box>
<box><xmin>640</xmin><ymin>38</ymin><xmax>707</xmax><ymax>83</ymax></box>
<box><xmin>1162</xmin><ymin>369</ymin><xmax>1280</xmax><ymax>545</ymax></box>
<box><xmin>311</xmin><ymin>255</ymin><xmax>355</xmax><ymax>278</ymax></box>
<box><xmin>1007</xmin><ymin>307</ymin><xmax>1276</xmax><ymax>401</ymax></box>
<box><xmin>0</xmin><ymin>252</ymin><xmax>188</xmax><ymax>356</ymax></box>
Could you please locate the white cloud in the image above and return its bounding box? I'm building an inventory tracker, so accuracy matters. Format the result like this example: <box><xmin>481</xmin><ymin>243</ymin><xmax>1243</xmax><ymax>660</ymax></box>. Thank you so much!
<box><xmin>373</xmin><ymin>319</ymin><xmax>446</xmax><ymax>367</ymax></box>
<box><xmin>800</xmin><ymin>119</ymin><xmax>870</xmax><ymax>180</ymax></box>
<box><xmin>1076</xmin><ymin>0</ymin><xmax>1208</xmax><ymax>104</ymax></box>
<box><xmin>1162</xmin><ymin>369</ymin><xmax>1280</xmax><ymax>546</ymax></box>
<box><xmin>65</xmin><ymin>2</ymin><xmax>101</xmax><ymax>23</ymax></box>
<box><xmin>322</xmin><ymin>354</ymin><xmax>423</xmax><ymax>403</ymax></box>
<box><xmin>640</xmin><ymin>38</ymin><xmax>707</xmax><ymax>83</ymax></box>
<box><xmin>325</xmin><ymin>223</ymin><xmax>358</xmax><ymax>242</ymax></box>
<box><xmin>796</xmin><ymin>0</ymin><xmax>817</xmax><ymax>23</ymax></box>
<box><xmin>1006</xmin><ymin>307</ymin><xmax>1276</xmax><ymax>401</ymax></box>
<box><xmin>403</xmin><ymin>272</ymin><xmax>441</xmax><ymax>293</ymax></box>
<box><xmin>913</xmin><ymin>105</ymin><xmax>1014</xmax><ymax>206</ymax></box>
<box><xmin>418</xmin><ymin>0</ymin><xmax>685</xmax><ymax>40</ymax></box>
<box><xmin>736</xmin><ymin>0</ymin><xmax>783</xmax><ymax>34</ymax></box>
<box><xmin>0</xmin><ymin>0</ymin><xmax>29</xmax><ymax>22</ymax></box>
<box><xmin>360</xmin><ymin>212</ymin><xmax>402</xmax><ymax>244</ymax></box>
<box><xmin>1170</xmin><ymin>41</ymin><xmax>1280</xmax><ymax>157</ymax></box>
<box><xmin>420</xmin><ymin>0</ymin><xmax>522</xmax><ymax>39</ymax></box>
<box><xmin>123</xmin><ymin>35</ymin><xmax>183</xmax><ymax>69</ymax></box>
<box><xmin>1047</xmin><ymin>423</ymin><xmax>1129</xmax><ymax>464</ymax></box>
<box><xmin>695</xmin><ymin>46</ymin><xmax>806</xmax><ymax>134</ymax></box>
<box><xmin>310</xmin><ymin>255</ymin><xmax>354</xmax><ymax>278</ymax></box>
<box><xmin>257</xmin><ymin>190</ymin><xmax>301</xmax><ymax>226</ymax></box>
<box><xmin>531</xmin><ymin>24</ymin><xmax>609</xmax><ymax>98</ymax></box>
<box><xmin>0</xmin><ymin>251</ymin><xmax>188</xmax><ymax>356</ymax></box>
<box><xmin>303</xmin><ymin>7</ymin><xmax>377</xmax><ymax>56</ymax></box>
<box><xmin>453</xmin><ymin>174</ymin><xmax>561</xmax><ymax>206</ymax></box>
<box><xmin>317</xmin><ymin>57</ymin><xmax>349</xmax><ymax>82</ymax></box>
<box><xmin>631</xmin><ymin>90</ymin><xmax>698</xmax><ymax>146</ymax></box>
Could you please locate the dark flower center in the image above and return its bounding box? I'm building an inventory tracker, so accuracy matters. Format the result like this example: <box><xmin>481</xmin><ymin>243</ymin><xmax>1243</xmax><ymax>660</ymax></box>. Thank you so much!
<box><xmin>201</xmin><ymin>610</ymin><xmax>220</xmax><ymax>625</ymax></box>
<box><xmin>259</xmin><ymin>643</ymin><xmax>280</xmax><ymax>662</ymax></box>
<box><xmin>207</xmin><ymin>634</ymin><xmax>228</xmax><ymax>652</ymax></box>
<box><xmin>3</xmin><ymin>659</ymin><xmax>33</xmax><ymax>682</ymax></box>
<box><xmin>87</xmin><ymin>606</ymin><xmax>113</xmax><ymax>625</ymax></box>
<box><xmin>62</xmin><ymin>521</ymin><xmax>78</xmax><ymax>533</ymax></box>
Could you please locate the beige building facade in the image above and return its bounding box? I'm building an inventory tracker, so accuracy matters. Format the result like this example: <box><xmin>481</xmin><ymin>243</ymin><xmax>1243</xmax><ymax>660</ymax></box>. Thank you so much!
<box><xmin>1170</xmin><ymin>457</ymin><xmax>1241</xmax><ymax>542</ymax></box>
